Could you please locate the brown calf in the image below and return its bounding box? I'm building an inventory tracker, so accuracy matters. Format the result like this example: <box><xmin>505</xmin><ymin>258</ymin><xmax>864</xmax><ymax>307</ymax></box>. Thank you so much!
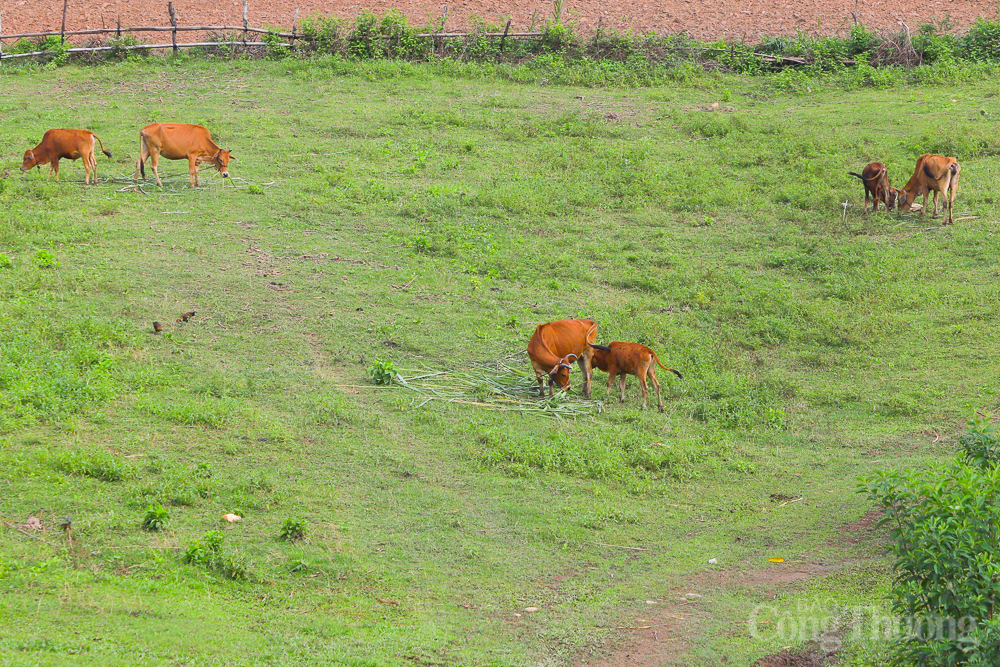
<box><xmin>526</xmin><ymin>319</ymin><xmax>598</xmax><ymax>397</ymax></box>
<box><xmin>21</xmin><ymin>129</ymin><xmax>112</xmax><ymax>185</ymax></box>
<box><xmin>848</xmin><ymin>162</ymin><xmax>899</xmax><ymax>212</ymax></box>
<box><xmin>898</xmin><ymin>154</ymin><xmax>960</xmax><ymax>224</ymax></box>
<box><xmin>591</xmin><ymin>341</ymin><xmax>682</xmax><ymax>412</ymax></box>
<box><xmin>134</xmin><ymin>123</ymin><xmax>232</xmax><ymax>188</ymax></box>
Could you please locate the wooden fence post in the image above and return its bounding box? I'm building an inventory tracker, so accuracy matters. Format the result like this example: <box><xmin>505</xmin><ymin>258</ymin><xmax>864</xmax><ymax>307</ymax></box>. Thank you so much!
<box><xmin>0</xmin><ymin>10</ymin><xmax>4</xmax><ymax>60</ymax></box>
<box><xmin>168</xmin><ymin>2</ymin><xmax>178</xmax><ymax>54</ymax></box>
<box><xmin>498</xmin><ymin>19</ymin><xmax>511</xmax><ymax>57</ymax></box>
<box><xmin>60</xmin><ymin>0</ymin><xmax>69</xmax><ymax>44</ymax></box>
<box><xmin>242</xmin><ymin>0</ymin><xmax>249</xmax><ymax>50</ymax></box>
<box><xmin>291</xmin><ymin>7</ymin><xmax>298</xmax><ymax>52</ymax></box>
<box><xmin>116</xmin><ymin>15</ymin><xmax>121</xmax><ymax>39</ymax></box>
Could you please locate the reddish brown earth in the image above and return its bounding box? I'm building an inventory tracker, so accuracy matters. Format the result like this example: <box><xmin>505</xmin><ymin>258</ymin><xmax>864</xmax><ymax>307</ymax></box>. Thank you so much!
<box><xmin>2</xmin><ymin>0</ymin><xmax>995</xmax><ymax>41</ymax></box>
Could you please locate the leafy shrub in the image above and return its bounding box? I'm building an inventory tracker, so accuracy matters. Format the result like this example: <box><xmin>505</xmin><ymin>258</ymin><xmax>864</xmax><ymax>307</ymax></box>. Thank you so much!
<box><xmin>299</xmin><ymin>15</ymin><xmax>346</xmax><ymax>53</ymax></box>
<box><xmin>33</xmin><ymin>250</ymin><xmax>59</xmax><ymax>269</ymax></box>
<box><xmin>262</xmin><ymin>30</ymin><xmax>290</xmax><ymax>59</ymax></box>
<box><xmin>181</xmin><ymin>530</ymin><xmax>250</xmax><ymax>580</ymax></box>
<box><xmin>961</xmin><ymin>19</ymin><xmax>1000</xmax><ymax>62</ymax></box>
<box><xmin>0</xmin><ymin>254</ymin><xmax>12</xmax><ymax>269</ymax></box>
<box><xmin>368</xmin><ymin>359</ymin><xmax>398</xmax><ymax>385</ymax></box>
<box><xmin>279</xmin><ymin>518</ymin><xmax>307</xmax><ymax>542</ymax></box>
<box><xmin>864</xmin><ymin>420</ymin><xmax>1000</xmax><ymax>665</ymax></box>
<box><xmin>142</xmin><ymin>504</ymin><xmax>169</xmax><ymax>531</ymax></box>
<box><xmin>960</xmin><ymin>416</ymin><xmax>1000</xmax><ymax>469</ymax></box>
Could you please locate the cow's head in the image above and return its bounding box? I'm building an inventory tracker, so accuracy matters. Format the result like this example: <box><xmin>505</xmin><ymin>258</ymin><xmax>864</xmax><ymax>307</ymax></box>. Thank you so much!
<box><xmin>897</xmin><ymin>189</ymin><xmax>914</xmax><ymax>214</ymax></box>
<box><xmin>20</xmin><ymin>149</ymin><xmax>38</xmax><ymax>172</ymax></box>
<box><xmin>590</xmin><ymin>344</ymin><xmax>611</xmax><ymax>372</ymax></box>
<box><xmin>213</xmin><ymin>149</ymin><xmax>232</xmax><ymax>178</ymax></box>
<box><xmin>548</xmin><ymin>353</ymin><xmax>578</xmax><ymax>392</ymax></box>
<box><xmin>885</xmin><ymin>188</ymin><xmax>900</xmax><ymax>210</ymax></box>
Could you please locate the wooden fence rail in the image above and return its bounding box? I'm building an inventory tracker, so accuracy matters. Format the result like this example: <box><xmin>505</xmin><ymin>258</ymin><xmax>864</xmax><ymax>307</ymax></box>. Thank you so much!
<box><xmin>0</xmin><ymin>25</ymin><xmax>545</xmax><ymax>42</ymax></box>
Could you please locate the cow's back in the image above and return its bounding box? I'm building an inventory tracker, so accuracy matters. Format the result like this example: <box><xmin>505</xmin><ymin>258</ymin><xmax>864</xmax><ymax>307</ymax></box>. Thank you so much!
<box><xmin>531</xmin><ymin>319</ymin><xmax>597</xmax><ymax>359</ymax></box>
<box><xmin>142</xmin><ymin>123</ymin><xmax>213</xmax><ymax>157</ymax></box>
<box><xmin>40</xmin><ymin>129</ymin><xmax>92</xmax><ymax>158</ymax></box>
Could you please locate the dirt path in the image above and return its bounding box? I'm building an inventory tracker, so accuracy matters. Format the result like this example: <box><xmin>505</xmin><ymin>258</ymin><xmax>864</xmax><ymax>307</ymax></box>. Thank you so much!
<box><xmin>3</xmin><ymin>0</ymin><xmax>994</xmax><ymax>41</ymax></box>
<box><xmin>578</xmin><ymin>509</ymin><xmax>885</xmax><ymax>667</ymax></box>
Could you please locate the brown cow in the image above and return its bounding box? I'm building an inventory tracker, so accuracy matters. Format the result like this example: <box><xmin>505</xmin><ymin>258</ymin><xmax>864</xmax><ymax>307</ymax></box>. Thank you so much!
<box><xmin>848</xmin><ymin>162</ymin><xmax>899</xmax><ymax>212</ymax></box>
<box><xmin>591</xmin><ymin>341</ymin><xmax>682</xmax><ymax>412</ymax></box>
<box><xmin>526</xmin><ymin>319</ymin><xmax>598</xmax><ymax>397</ymax></box>
<box><xmin>134</xmin><ymin>123</ymin><xmax>232</xmax><ymax>188</ymax></box>
<box><xmin>21</xmin><ymin>129</ymin><xmax>112</xmax><ymax>185</ymax></box>
<box><xmin>898</xmin><ymin>154</ymin><xmax>960</xmax><ymax>225</ymax></box>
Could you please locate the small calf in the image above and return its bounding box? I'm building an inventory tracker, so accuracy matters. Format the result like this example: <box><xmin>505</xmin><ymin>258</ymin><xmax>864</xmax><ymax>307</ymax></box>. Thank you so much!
<box><xmin>21</xmin><ymin>129</ymin><xmax>112</xmax><ymax>185</ymax></box>
<box><xmin>848</xmin><ymin>162</ymin><xmax>899</xmax><ymax>212</ymax></box>
<box><xmin>591</xmin><ymin>341</ymin><xmax>682</xmax><ymax>412</ymax></box>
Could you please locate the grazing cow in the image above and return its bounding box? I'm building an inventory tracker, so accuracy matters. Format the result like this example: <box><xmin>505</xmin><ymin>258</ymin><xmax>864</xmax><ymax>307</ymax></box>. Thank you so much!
<box><xmin>21</xmin><ymin>129</ymin><xmax>112</xmax><ymax>185</ymax></box>
<box><xmin>134</xmin><ymin>123</ymin><xmax>232</xmax><ymax>188</ymax></box>
<box><xmin>591</xmin><ymin>341</ymin><xmax>682</xmax><ymax>413</ymax></box>
<box><xmin>898</xmin><ymin>154</ymin><xmax>960</xmax><ymax>225</ymax></box>
<box><xmin>848</xmin><ymin>162</ymin><xmax>899</xmax><ymax>212</ymax></box>
<box><xmin>526</xmin><ymin>319</ymin><xmax>599</xmax><ymax>397</ymax></box>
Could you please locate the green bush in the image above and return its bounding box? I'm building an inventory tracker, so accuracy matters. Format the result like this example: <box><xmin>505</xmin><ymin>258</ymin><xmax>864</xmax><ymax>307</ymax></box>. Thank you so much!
<box><xmin>864</xmin><ymin>420</ymin><xmax>1000</xmax><ymax>665</ymax></box>
<box><xmin>368</xmin><ymin>359</ymin><xmax>398</xmax><ymax>385</ymax></box>
<box><xmin>142</xmin><ymin>504</ymin><xmax>169</xmax><ymax>531</ymax></box>
<box><xmin>962</xmin><ymin>19</ymin><xmax>1000</xmax><ymax>62</ymax></box>
<box><xmin>960</xmin><ymin>416</ymin><xmax>1000</xmax><ymax>469</ymax></box>
<box><xmin>181</xmin><ymin>530</ymin><xmax>250</xmax><ymax>580</ymax></box>
<box><xmin>279</xmin><ymin>518</ymin><xmax>307</xmax><ymax>542</ymax></box>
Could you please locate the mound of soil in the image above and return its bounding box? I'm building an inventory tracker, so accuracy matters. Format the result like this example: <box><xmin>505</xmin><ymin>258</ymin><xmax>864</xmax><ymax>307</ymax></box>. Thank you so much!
<box><xmin>3</xmin><ymin>0</ymin><xmax>996</xmax><ymax>42</ymax></box>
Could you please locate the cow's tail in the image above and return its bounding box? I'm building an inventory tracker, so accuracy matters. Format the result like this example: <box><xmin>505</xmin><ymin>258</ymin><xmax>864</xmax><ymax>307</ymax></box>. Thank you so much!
<box><xmin>93</xmin><ymin>134</ymin><xmax>112</xmax><ymax>158</ymax></box>
<box><xmin>651</xmin><ymin>351</ymin><xmax>683</xmax><ymax>379</ymax></box>
<box><xmin>138</xmin><ymin>135</ymin><xmax>146</xmax><ymax>179</ymax></box>
<box><xmin>590</xmin><ymin>344</ymin><xmax>611</xmax><ymax>352</ymax></box>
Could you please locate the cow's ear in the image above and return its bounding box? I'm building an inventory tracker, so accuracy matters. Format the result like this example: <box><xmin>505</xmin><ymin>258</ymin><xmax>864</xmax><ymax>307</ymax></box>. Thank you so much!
<box><xmin>213</xmin><ymin>149</ymin><xmax>222</xmax><ymax>159</ymax></box>
<box><xmin>228</xmin><ymin>151</ymin><xmax>235</xmax><ymax>160</ymax></box>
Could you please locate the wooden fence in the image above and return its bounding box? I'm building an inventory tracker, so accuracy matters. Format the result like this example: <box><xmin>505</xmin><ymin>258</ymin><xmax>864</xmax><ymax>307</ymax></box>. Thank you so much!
<box><xmin>0</xmin><ymin>0</ymin><xmax>543</xmax><ymax>60</ymax></box>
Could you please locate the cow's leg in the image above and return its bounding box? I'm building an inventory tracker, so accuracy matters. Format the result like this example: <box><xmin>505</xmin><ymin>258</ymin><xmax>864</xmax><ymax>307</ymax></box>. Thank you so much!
<box><xmin>91</xmin><ymin>149</ymin><xmax>99</xmax><ymax>185</ymax></box>
<box><xmin>50</xmin><ymin>159</ymin><xmax>60</xmax><ymax>181</ymax></box>
<box><xmin>638</xmin><ymin>370</ymin><xmax>649</xmax><ymax>409</ymax></box>
<box><xmin>135</xmin><ymin>143</ymin><xmax>149</xmax><ymax>183</ymax></box>
<box><xmin>149</xmin><ymin>150</ymin><xmax>163</xmax><ymax>187</ymax></box>
<box><xmin>84</xmin><ymin>154</ymin><xmax>93</xmax><ymax>186</ymax></box>
<box><xmin>619</xmin><ymin>374</ymin><xmax>626</xmax><ymax>403</ymax></box>
<box><xmin>920</xmin><ymin>192</ymin><xmax>928</xmax><ymax>218</ymax></box>
<box><xmin>188</xmin><ymin>155</ymin><xmax>199</xmax><ymax>188</ymax></box>
<box><xmin>948</xmin><ymin>175</ymin><xmax>959</xmax><ymax>224</ymax></box>
<box><xmin>649</xmin><ymin>368</ymin><xmax>664</xmax><ymax>413</ymax></box>
<box><xmin>535</xmin><ymin>371</ymin><xmax>546</xmax><ymax>398</ymax></box>
<box><xmin>932</xmin><ymin>190</ymin><xmax>939</xmax><ymax>218</ymax></box>
<box><xmin>864</xmin><ymin>191</ymin><xmax>870</xmax><ymax>213</ymax></box>
<box><xmin>577</xmin><ymin>355</ymin><xmax>593</xmax><ymax>398</ymax></box>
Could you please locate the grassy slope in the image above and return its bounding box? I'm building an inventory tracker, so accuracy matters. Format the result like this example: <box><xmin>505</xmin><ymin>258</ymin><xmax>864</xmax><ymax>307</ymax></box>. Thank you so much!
<box><xmin>1</xmin><ymin>57</ymin><xmax>998</xmax><ymax>666</ymax></box>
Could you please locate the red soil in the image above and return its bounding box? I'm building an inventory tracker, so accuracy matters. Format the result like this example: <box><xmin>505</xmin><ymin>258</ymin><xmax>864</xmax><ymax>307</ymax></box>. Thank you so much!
<box><xmin>2</xmin><ymin>0</ymin><xmax>995</xmax><ymax>41</ymax></box>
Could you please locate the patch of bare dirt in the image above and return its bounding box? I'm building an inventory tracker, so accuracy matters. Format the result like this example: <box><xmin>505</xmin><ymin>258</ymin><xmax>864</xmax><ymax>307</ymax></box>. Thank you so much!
<box><xmin>750</xmin><ymin>640</ymin><xmax>839</xmax><ymax>667</ymax></box>
<box><xmin>3</xmin><ymin>0</ymin><xmax>995</xmax><ymax>43</ymax></box>
<box><xmin>578</xmin><ymin>561</ymin><xmax>839</xmax><ymax>667</ymax></box>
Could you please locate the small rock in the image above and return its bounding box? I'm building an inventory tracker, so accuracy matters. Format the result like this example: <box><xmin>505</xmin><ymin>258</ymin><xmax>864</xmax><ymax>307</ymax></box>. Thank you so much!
<box><xmin>25</xmin><ymin>517</ymin><xmax>43</xmax><ymax>531</ymax></box>
<box><xmin>223</xmin><ymin>513</ymin><xmax>242</xmax><ymax>523</ymax></box>
<box><xmin>685</xmin><ymin>593</ymin><xmax>702</xmax><ymax>600</ymax></box>
<box><xmin>708</xmin><ymin>558</ymin><xmax>718</xmax><ymax>564</ymax></box>
<box><xmin>524</xmin><ymin>606</ymin><xmax>540</xmax><ymax>613</ymax></box>
<box><xmin>645</xmin><ymin>600</ymin><xmax>657</xmax><ymax>605</ymax></box>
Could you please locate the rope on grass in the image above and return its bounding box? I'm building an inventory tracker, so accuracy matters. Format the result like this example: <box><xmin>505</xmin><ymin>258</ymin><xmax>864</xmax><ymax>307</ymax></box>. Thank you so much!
<box><xmin>392</xmin><ymin>355</ymin><xmax>604</xmax><ymax>419</ymax></box>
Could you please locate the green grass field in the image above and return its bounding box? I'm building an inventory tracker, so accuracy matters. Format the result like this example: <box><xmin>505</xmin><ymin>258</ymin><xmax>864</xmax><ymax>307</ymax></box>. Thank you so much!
<box><xmin>1</xmin><ymin>57</ymin><xmax>999</xmax><ymax>666</ymax></box>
